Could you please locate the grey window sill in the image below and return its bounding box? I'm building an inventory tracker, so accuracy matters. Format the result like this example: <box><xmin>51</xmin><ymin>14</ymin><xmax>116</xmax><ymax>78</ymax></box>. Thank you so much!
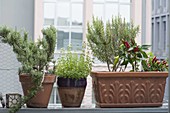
<box><xmin>0</xmin><ymin>103</ymin><xmax>168</xmax><ymax>113</ymax></box>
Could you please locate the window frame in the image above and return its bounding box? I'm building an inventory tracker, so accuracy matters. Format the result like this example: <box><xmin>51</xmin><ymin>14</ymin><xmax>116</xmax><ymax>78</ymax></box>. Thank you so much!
<box><xmin>44</xmin><ymin>0</ymin><xmax>84</xmax><ymax>53</ymax></box>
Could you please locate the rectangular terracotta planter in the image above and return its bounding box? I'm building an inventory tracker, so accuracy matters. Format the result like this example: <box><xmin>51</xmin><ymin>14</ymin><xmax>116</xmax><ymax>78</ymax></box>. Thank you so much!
<box><xmin>91</xmin><ymin>72</ymin><xmax>168</xmax><ymax>108</ymax></box>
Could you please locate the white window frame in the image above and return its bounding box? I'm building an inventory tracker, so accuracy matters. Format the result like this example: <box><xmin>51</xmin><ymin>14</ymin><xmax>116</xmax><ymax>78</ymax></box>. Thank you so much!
<box><xmin>44</xmin><ymin>0</ymin><xmax>84</xmax><ymax>54</ymax></box>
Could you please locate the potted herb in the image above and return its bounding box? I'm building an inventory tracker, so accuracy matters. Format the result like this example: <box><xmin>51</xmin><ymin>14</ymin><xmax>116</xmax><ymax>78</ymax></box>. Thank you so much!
<box><xmin>87</xmin><ymin>16</ymin><xmax>168</xmax><ymax>107</ymax></box>
<box><xmin>55</xmin><ymin>46</ymin><xmax>92</xmax><ymax>107</ymax></box>
<box><xmin>0</xmin><ymin>26</ymin><xmax>57</xmax><ymax>112</ymax></box>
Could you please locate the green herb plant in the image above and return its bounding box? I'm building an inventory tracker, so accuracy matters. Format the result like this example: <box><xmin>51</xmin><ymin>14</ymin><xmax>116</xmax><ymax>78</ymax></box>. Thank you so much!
<box><xmin>87</xmin><ymin>16</ymin><xmax>139</xmax><ymax>72</ymax></box>
<box><xmin>0</xmin><ymin>26</ymin><xmax>57</xmax><ymax>113</ymax></box>
<box><xmin>55</xmin><ymin>46</ymin><xmax>92</xmax><ymax>79</ymax></box>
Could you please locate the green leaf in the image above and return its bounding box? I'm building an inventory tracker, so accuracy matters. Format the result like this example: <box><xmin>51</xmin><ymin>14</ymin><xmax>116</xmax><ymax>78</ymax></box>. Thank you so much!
<box><xmin>113</xmin><ymin>56</ymin><xmax>119</xmax><ymax>67</ymax></box>
<box><xmin>128</xmin><ymin>47</ymin><xmax>134</xmax><ymax>51</ymax></box>
<box><xmin>137</xmin><ymin>53</ymin><xmax>142</xmax><ymax>58</ymax></box>
<box><xmin>141</xmin><ymin>60</ymin><xmax>149</xmax><ymax>71</ymax></box>
<box><xmin>141</xmin><ymin>51</ymin><xmax>148</xmax><ymax>58</ymax></box>
<box><xmin>141</xmin><ymin>45</ymin><xmax>151</xmax><ymax>50</ymax></box>
<box><xmin>121</xmin><ymin>59</ymin><xmax>128</xmax><ymax>66</ymax></box>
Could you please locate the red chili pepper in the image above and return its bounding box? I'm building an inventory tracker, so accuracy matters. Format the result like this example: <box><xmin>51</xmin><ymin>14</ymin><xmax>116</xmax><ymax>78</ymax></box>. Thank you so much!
<box><xmin>123</xmin><ymin>41</ymin><xmax>130</xmax><ymax>49</ymax></box>
<box><xmin>162</xmin><ymin>60</ymin><xmax>167</xmax><ymax>65</ymax></box>
<box><xmin>152</xmin><ymin>56</ymin><xmax>157</xmax><ymax>63</ymax></box>
<box><xmin>156</xmin><ymin>61</ymin><xmax>160</xmax><ymax>64</ymax></box>
<box><xmin>133</xmin><ymin>46</ymin><xmax>139</xmax><ymax>52</ymax></box>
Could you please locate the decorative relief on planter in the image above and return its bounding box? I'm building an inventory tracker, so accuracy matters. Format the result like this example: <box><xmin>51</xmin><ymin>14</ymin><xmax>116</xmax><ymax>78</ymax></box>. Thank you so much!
<box><xmin>92</xmin><ymin>72</ymin><xmax>168</xmax><ymax>107</ymax></box>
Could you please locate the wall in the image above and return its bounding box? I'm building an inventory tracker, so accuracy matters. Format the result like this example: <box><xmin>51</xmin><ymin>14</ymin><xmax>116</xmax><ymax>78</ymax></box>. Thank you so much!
<box><xmin>0</xmin><ymin>0</ymin><xmax>34</xmax><ymax>38</ymax></box>
<box><xmin>131</xmin><ymin>0</ymin><xmax>142</xmax><ymax>45</ymax></box>
<box><xmin>34</xmin><ymin>0</ymin><xmax>43</xmax><ymax>41</ymax></box>
<box><xmin>0</xmin><ymin>0</ymin><xmax>35</xmax><ymax>100</ymax></box>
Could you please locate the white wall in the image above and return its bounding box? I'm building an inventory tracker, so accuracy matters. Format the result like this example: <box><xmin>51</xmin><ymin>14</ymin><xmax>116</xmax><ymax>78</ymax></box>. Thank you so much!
<box><xmin>0</xmin><ymin>0</ymin><xmax>34</xmax><ymax>38</ymax></box>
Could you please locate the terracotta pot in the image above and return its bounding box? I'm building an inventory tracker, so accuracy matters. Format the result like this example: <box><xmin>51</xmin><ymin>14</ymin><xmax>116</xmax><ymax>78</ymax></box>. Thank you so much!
<box><xmin>57</xmin><ymin>77</ymin><xmax>86</xmax><ymax>107</ymax></box>
<box><xmin>91</xmin><ymin>72</ymin><xmax>168</xmax><ymax>108</ymax></box>
<box><xmin>19</xmin><ymin>74</ymin><xmax>56</xmax><ymax>108</ymax></box>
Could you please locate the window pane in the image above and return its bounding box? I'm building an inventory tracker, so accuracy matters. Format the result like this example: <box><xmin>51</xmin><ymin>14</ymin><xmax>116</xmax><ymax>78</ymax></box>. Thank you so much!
<box><xmin>157</xmin><ymin>0</ymin><xmax>161</xmax><ymax>9</ymax></box>
<box><xmin>152</xmin><ymin>0</ymin><xmax>154</xmax><ymax>11</ymax></box>
<box><xmin>44</xmin><ymin>19</ymin><xmax>54</xmax><ymax>26</ymax></box>
<box><xmin>163</xmin><ymin>0</ymin><xmax>166</xmax><ymax>8</ymax></box>
<box><xmin>57</xmin><ymin>28</ymin><xmax>69</xmax><ymax>50</ymax></box>
<box><xmin>71</xmin><ymin>29</ymin><xmax>83</xmax><ymax>50</ymax></box>
<box><xmin>120</xmin><ymin>5</ymin><xmax>130</xmax><ymax>22</ymax></box>
<box><xmin>152</xmin><ymin>23</ymin><xmax>154</xmax><ymax>51</ymax></box>
<box><xmin>119</xmin><ymin>0</ymin><xmax>130</xmax><ymax>3</ymax></box>
<box><xmin>44</xmin><ymin>3</ymin><xmax>55</xmax><ymax>18</ymax></box>
<box><xmin>57</xmin><ymin>2</ymin><xmax>70</xmax><ymax>26</ymax></box>
<box><xmin>93</xmin><ymin>4</ymin><xmax>104</xmax><ymax>20</ymax></box>
<box><xmin>163</xmin><ymin>21</ymin><xmax>166</xmax><ymax>50</ymax></box>
<box><xmin>71</xmin><ymin>4</ymin><xmax>83</xmax><ymax>26</ymax></box>
<box><xmin>106</xmin><ymin>3</ymin><xmax>118</xmax><ymax>21</ymax></box>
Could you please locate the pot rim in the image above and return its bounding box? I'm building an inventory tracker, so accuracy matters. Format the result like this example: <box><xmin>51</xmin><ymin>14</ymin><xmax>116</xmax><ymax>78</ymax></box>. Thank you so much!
<box><xmin>90</xmin><ymin>71</ymin><xmax>168</xmax><ymax>78</ymax></box>
<box><xmin>19</xmin><ymin>74</ymin><xmax>56</xmax><ymax>83</ymax></box>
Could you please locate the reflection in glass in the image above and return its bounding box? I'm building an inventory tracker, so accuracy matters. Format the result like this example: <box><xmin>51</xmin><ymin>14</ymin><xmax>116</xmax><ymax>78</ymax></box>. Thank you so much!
<box><xmin>120</xmin><ymin>5</ymin><xmax>130</xmax><ymax>22</ymax></box>
<box><xmin>57</xmin><ymin>2</ymin><xmax>70</xmax><ymax>26</ymax></box>
<box><xmin>93</xmin><ymin>4</ymin><xmax>104</xmax><ymax>20</ymax></box>
<box><xmin>57</xmin><ymin>29</ymin><xmax>69</xmax><ymax>50</ymax></box>
<box><xmin>72</xmin><ymin>4</ymin><xmax>83</xmax><ymax>26</ymax></box>
<box><xmin>44</xmin><ymin>19</ymin><xmax>54</xmax><ymax>26</ymax></box>
<box><xmin>44</xmin><ymin>3</ymin><xmax>55</xmax><ymax>18</ymax></box>
<box><xmin>71</xmin><ymin>29</ymin><xmax>83</xmax><ymax>50</ymax></box>
<box><xmin>106</xmin><ymin>3</ymin><xmax>118</xmax><ymax>21</ymax></box>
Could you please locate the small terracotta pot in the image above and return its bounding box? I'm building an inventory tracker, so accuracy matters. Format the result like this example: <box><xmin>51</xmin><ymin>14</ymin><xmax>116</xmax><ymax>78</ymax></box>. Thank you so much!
<box><xmin>19</xmin><ymin>74</ymin><xmax>56</xmax><ymax>108</ymax></box>
<box><xmin>91</xmin><ymin>72</ymin><xmax>168</xmax><ymax>108</ymax></box>
<box><xmin>57</xmin><ymin>77</ymin><xmax>86</xmax><ymax>107</ymax></box>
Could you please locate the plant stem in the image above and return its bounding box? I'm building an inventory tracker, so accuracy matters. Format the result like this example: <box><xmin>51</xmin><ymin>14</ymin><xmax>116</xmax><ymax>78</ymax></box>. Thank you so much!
<box><xmin>107</xmin><ymin>61</ymin><xmax>111</xmax><ymax>72</ymax></box>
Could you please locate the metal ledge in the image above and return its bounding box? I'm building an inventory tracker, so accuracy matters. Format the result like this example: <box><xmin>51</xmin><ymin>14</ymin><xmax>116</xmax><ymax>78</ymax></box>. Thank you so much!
<box><xmin>0</xmin><ymin>104</ymin><xmax>168</xmax><ymax>113</ymax></box>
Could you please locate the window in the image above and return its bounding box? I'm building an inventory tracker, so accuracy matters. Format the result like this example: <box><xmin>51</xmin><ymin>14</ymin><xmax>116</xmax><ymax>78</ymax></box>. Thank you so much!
<box><xmin>44</xmin><ymin>0</ymin><xmax>83</xmax><ymax>51</ymax></box>
<box><xmin>152</xmin><ymin>0</ymin><xmax>169</xmax><ymax>58</ymax></box>
<box><xmin>44</xmin><ymin>3</ymin><xmax>55</xmax><ymax>26</ymax></box>
<box><xmin>93</xmin><ymin>0</ymin><xmax>131</xmax><ymax>23</ymax></box>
